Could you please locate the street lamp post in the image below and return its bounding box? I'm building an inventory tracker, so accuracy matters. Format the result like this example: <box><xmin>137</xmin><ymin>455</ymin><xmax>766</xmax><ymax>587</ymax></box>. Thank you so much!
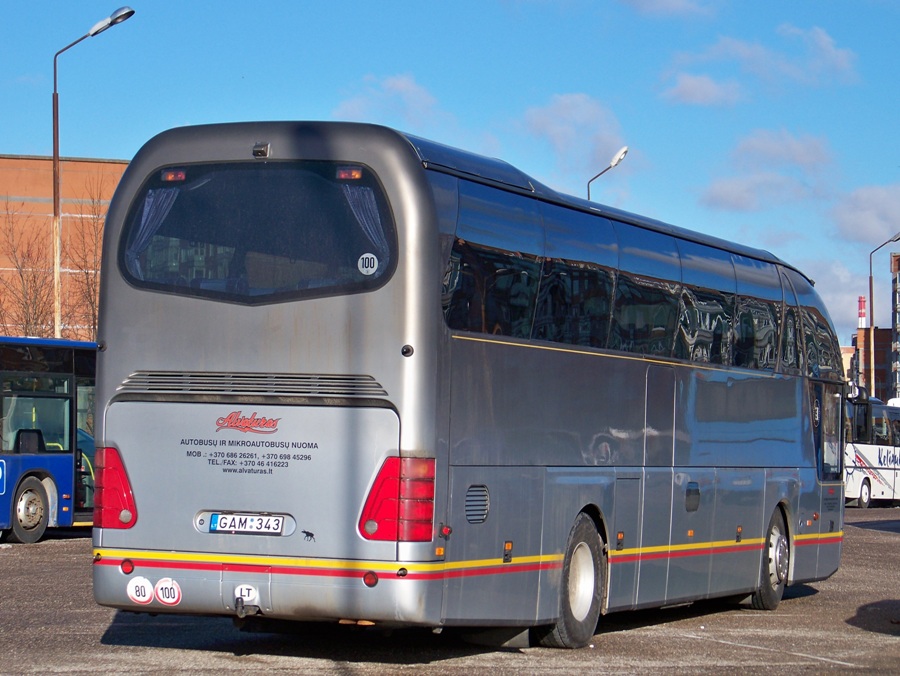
<box><xmin>52</xmin><ymin>6</ymin><xmax>134</xmax><ymax>338</ymax></box>
<box><xmin>868</xmin><ymin>231</ymin><xmax>900</xmax><ymax>399</ymax></box>
<box><xmin>587</xmin><ymin>146</ymin><xmax>629</xmax><ymax>202</ymax></box>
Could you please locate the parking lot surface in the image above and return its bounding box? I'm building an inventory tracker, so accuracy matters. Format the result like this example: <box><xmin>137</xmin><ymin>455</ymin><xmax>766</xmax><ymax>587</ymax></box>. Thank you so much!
<box><xmin>0</xmin><ymin>508</ymin><xmax>898</xmax><ymax>674</ymax></box>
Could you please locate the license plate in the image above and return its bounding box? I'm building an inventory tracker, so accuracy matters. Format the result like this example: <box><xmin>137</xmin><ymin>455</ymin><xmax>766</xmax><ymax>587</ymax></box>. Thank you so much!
<box><xmin>210</xmin><ymin>513</ymin><xmax>285</xmax><ymax>535</ymax></box>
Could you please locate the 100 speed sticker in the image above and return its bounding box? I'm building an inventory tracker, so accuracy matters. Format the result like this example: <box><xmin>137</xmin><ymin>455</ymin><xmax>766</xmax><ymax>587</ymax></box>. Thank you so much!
<box><xmin>126</xmin><ymin>576</ymin><xmax>183</xmax><ymax>606</ymax></box>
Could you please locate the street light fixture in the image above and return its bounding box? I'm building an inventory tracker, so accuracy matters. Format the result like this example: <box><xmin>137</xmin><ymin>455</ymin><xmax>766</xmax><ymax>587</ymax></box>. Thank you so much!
<box><xmin>868</xmin><ymin>231</ymin><xmax>900</xmax><ymax>399</ymax></box>
<box><xmin>52</xmin><ymin>6</ymin><xmax>135</xmax><ymax>338</ymax></box>
<box><xmin>587</xmin><ymin>146</ymin><xmax>629</xmax><ymax>201</ymax></box>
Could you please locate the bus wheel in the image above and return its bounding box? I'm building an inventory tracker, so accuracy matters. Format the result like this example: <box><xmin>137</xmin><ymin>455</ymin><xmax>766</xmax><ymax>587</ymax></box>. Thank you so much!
<box><xmin>533</xmin><ymin>513</ymin><xmax>602</xmax><ymax>648</ymax></box>
<box><xmin>858</xmin><ymin>479</ymin><xmax>871</xmax><ymax>509</ymax></box>
<box><xmin>8</xmin><ymin>477</ymin><xmax>49</xmax><ymax>544</ymax></box>
<box><xmin>750</xmin><ymin>509</ymin><xmax>789</xmax><ymax>611</ymax></box>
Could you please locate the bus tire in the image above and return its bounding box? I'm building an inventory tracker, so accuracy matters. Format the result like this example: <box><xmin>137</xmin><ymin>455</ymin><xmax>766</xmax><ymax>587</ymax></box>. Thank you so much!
<box><xmin>8</xmin><ymin>477</ymin><xmax>49</xmax><ymax>544</ymax></box>
<box><xmin>533</xmin><ymin>513</ymin><xmax>602</xmax><ymax>649</ymax></box>
<box><xmin>858</xmin><ymin>479</ymin><xmax>871</xmax><ymax>509</ymax></box>
<box><xmin>750</xmin><ymin>509</ymin><xmax>789</xmax><ymax>611</ymax></box>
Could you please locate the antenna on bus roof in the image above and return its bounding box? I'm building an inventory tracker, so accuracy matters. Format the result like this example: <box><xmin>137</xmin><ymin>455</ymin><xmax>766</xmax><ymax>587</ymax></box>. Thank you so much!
<box><xmin>587</xmin><ymin>146</ymin><xmax>629</xmax><ymax>202</ymax></box>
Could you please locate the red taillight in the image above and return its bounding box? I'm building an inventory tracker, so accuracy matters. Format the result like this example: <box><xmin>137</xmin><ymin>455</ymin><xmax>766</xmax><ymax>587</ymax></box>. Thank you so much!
<box><xmin>94</xmin><ymin>447</ymin><xmax>138</xmax><ymax>529</ymax></box>
<box><xmin>359</xmin><ymin>457</ymin><xmax>435</xmax><ymax>542</ymax></box>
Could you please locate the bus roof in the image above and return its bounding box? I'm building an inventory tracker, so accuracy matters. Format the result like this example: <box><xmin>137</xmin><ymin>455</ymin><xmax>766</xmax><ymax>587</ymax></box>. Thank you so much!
<box><xmin>0</xmin><ymin>336</ymin><xmax>97</xmax><ymax>350</ymax></box>
<box><xmin>403</xmin><ymin>131</ymin><xmax>812</xmax><ymax>285</ymax></box>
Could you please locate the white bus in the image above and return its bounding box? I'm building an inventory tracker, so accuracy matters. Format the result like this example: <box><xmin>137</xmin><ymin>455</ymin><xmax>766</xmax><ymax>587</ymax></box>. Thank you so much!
<box><xmin>92</xmin><ymin>122</ymin><xmax>845</xmax><ymax>648</ymax></box>
<box><xmin>846</xmin><ymin>390</ymin><xmax>900</xmax><ymax>508</ymax></box>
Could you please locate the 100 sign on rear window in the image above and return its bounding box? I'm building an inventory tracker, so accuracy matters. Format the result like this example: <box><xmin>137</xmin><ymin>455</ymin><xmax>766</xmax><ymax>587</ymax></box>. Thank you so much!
<box><xmin>210</xmin><ymin>513</ymin><xmax>284</xmax><ymax>535</ymax></box>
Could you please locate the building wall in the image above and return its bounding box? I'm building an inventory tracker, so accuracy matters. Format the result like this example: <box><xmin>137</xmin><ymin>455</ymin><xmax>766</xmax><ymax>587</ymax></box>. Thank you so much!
<box><xmin>0</xmin><ymin>154</ymin><xmax>127</xmax><ymax>340</ymax></box>
<box><xmin>851</xmin><ymin>327</ymin><xmax>894</xmax><ymax>402</ymax></box>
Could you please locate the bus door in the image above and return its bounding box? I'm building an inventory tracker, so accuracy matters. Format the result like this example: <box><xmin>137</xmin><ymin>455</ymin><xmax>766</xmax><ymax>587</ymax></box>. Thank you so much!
<box><xmin>886</xmin><ymin>408</ymin><xmax>900</xmax><ymax>502</ymax></box>
<box><xmin>637</xmin><ymin>365</ymin><xmax>675</xmax><ymax>606</ymax></box>
<box><xmin>811</xmin><ymin>381</ymin><xmax>844</xmax><ymax>578</ymax></box>
<box><xmin>0</xmin><ymin>380</ymin><xmax>78</xmax><ymax>532</ymax></box>
<box><xmin>668</xmin><ymin>367</ymin><xmax>715</xmax><ymax>606</ymax></box>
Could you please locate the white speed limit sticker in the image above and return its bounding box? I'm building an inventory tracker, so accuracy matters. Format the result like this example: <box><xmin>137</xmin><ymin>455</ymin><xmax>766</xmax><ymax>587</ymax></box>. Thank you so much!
<box><xmin>357</xmin><ymin>253</ymin><xmax>379</xmax><ymax>276</ymax></box>
<box><xmin>153</xmin><ymin>577</ymin><xmax>183</xmax><ymax>606</ymax></box>
<box><xmin>126</xmin><ymin>576</ymin><xmax>154</xmax><ymax>605</ymax></box>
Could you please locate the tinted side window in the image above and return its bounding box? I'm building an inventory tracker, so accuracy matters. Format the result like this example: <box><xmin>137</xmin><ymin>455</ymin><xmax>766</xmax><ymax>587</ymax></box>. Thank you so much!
<box><xmin>873</xmin><ymin>406</ymin><xmax>892</xmax><ymax>445</ymax></box>
<box><xmin>888</xmin><ymin>410</ymin><xmax>900</xmax><ymax>447</ymax></box>
<box><xmin>779</xmin><ymin>271</ymin><xmax>803</xmax><ymax>373</ymax></box>
<box><xmin>535</xmin><ymin>205</ymin><xmax>617</xmax><ymax>347</ymax></box>
<box><xmin>732</xmin><ymin>255</ymin><xmax>782</xmax><ymax>371</ymax></box>
<box><xmin>426</xmin><ymin>172</ymin><xmax>459</xmax><ymax>276</ymax></box>
<box><xmin>610</xmin><ymin>224</ymin><xmax>682</xmax><ymax>357</ymax></box>
<box><xmin>676</xmin><ymin>241</ymin><xmax>735</xmax><ymax>365</ymax></box>
<box><xmin>443</xmin><ymin>181</ymin><xmax>543</xmax><ymax>338</ymax></box>
<box><xmin>784</xmin><ymin>268</ymin><xmax>843</xmax><ymax>381</ymax></box>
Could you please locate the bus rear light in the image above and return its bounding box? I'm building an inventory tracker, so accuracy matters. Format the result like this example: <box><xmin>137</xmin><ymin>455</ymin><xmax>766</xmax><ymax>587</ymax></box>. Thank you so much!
<box><xmin>336</xmin><ymin>165</ymin><xmax>363</xmax><ymax>180</ymax></box>
<box><xmin>161</xmin><ymin>168</ymin><xmax>186</xmax><ymax>182</ymax></box>
<box><xmin>359</xmin><ymin>457</ymin><xmax>435</xmax><ymax>542</ymax></box>
<box><xmin>94</xmin><ymin>446</ymin><xmax>138</xmax><ymax>529</ymax></box>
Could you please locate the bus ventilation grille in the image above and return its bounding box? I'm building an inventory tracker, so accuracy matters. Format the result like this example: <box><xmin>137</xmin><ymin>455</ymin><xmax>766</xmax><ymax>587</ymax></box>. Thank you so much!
<box><xmin>465</xmin><ymin>485</ymin><xmax>490</xmax><ymax>524</ymax></box>
<box><xmin>118</xmin><ymin>371</ymin><xmax>388</xmax><ymax>397</ymax></box>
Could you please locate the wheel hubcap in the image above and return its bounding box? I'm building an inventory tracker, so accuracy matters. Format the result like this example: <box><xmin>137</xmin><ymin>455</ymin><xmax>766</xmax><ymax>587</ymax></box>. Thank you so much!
<box><xmin>16</xmin><ymin>489</ymin><xmax>43</xmax><ymax>530</ymax></box>
<box><xmin>568</xmin><ymin>542</ymin><xmax>595</xmax><ymax>621</ymax></box>
<box><xmin>770</xmin><ymin>528</ymin><xmax>788</xmax><ymax>585</ymax></box>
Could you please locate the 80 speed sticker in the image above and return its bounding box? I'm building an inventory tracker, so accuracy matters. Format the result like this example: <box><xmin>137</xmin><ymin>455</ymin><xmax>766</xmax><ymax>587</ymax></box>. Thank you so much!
<box><xmin>126</xmin><ymin>576</ymin><xmax>182</xmax><ymax>606</ymax></box>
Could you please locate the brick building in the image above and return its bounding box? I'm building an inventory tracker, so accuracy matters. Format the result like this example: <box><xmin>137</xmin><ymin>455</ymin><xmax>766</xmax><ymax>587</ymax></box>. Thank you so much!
<box><xmin>0</xmin><ymin>154</ymin><xmax>127</xmax><ymax>340</ymax></box>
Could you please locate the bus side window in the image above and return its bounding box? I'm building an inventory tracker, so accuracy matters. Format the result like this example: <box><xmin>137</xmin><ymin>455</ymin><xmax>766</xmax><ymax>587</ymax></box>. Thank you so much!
<box><xmin>785</xmin><ymin>268</ymin><xmax>843</xmax><ymax>382</ymax></box>
<box><xmin>609</xmin><ymin>224</ymin><xmax>681</xmax><ymax>357</ymax></box>
<box><xmin>677</xmin><ymin>241</ymin><xmax>735</xmax><ymax>365</ymax></box>
<box><xmin>873</xmin><ymin>408</ymin><xmax>891</xmax><ymax>445</ymax></box>
<box><xmin>732</xmin><ymin>255</ymin><xmax>782</xmax><ymax>372</ymax></box>
<box><xmin>853</xmin><ymin>402</ymin><xmax>870</xmax><ymax>443</ymax></box>
<box><xmin>445</xmin><ymin>181</ymin><xmax>543</xmax><ymax>339</ymax></box>
<box><xmin>538</xmin><ymin>205</ymin><xmax>617</xmax><ymax>348</ymax></box>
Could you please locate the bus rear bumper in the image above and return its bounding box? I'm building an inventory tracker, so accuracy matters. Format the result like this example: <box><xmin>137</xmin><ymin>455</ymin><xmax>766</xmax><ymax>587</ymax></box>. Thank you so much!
<box><xmin>92</xmin><ymin>549</ymin><xmax>445</xmax><ymax>626</ymax></box>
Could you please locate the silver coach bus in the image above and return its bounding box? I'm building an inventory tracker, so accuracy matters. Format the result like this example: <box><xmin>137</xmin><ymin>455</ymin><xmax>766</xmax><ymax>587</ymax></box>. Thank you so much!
<box><xmin>92</xmin><ymin>122</ymin><xmax>844</xmax><ymax>648</ymax></box>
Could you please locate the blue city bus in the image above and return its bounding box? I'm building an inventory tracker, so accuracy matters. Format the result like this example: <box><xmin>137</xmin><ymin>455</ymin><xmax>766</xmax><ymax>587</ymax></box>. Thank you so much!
<box><xmin>0</xmin><ymin>336</ymin><xmax>97</xmax><ymax>543</ymax></box>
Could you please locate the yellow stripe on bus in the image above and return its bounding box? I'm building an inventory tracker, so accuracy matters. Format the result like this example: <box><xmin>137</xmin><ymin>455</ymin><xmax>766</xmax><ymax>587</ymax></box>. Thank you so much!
<box><xmin>93</xmin><ymin>548</ymin><xmax>564</xmax><ymax>573</ymax></box>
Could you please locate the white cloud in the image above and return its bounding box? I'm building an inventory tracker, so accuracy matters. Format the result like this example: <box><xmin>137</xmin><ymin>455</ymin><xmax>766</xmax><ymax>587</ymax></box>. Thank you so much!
<box><xmin>332</xmin><ymin>74</ymin><xmax>453</xmax><ymax>134</ymax></box>
<box><xmin>690</xmin><ymin>35</ymin><xmax>801</xmax><ymax>82</ymax></box>
<box><xmin>661</xmin><ymin>73</ymin><xmax>742</xmax><ymax>106</ymax></box>
<box><xmin>523</xmin><ymin>93</ymin><xmax>626</xmax><ymax>178</ymax></box>
<box><xmin>620</xmin><ymin>0</ymin><xmax>715</xmax><ymax>17</ymax></box>
<box><xmin>701</xmin><ymin>172</ymin><xmax>814</xmax><ymax>211</ymax></box>
<box><xmin>664</xmin><ymin>25</ymin><xmax>857</xmax><ymax>105</ymax></box>
<box><xmin>777</xmin><ymin>24</ymin><xmax>858</xmax><ymax>85</ymax></box>
<box><xmin>732</xmin><ymin>128</ymin><xmax>831</xmax><ymax>170</ymax></box>
<box><xmin>832</xmin><ymin>184</ymin><xmax>900</xmax><ymax>243</ymax></box>
<box><xmin>702</xmin><ymin>128</ymin><xmax>833</xmax><ymax>212</ymax></box>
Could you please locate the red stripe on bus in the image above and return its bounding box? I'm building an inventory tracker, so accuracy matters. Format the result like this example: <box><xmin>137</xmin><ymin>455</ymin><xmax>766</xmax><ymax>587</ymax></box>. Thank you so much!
<box><xmin>611</xmin><ymin>543</ymin><xmax>764</xmax><ymax>564</ymax></box>
<box><xmin>94</xmin><ymin>557</ymin><xmax>560</xmax><ymax>580</ymax></box>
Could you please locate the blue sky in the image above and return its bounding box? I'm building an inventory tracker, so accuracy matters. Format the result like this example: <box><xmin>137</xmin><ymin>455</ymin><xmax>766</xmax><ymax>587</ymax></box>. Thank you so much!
<box><xmin>2</xmin><ymin>1</ymin><xmax>899</xmax><ymax>344</ymax></box>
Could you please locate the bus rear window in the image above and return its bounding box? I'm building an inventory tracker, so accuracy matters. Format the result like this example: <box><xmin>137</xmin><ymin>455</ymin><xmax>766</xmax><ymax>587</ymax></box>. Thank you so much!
<box><xmin>119</xmin><ymin>162</ymin><xmax>396</xmax><ymax>304</ymax></box>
